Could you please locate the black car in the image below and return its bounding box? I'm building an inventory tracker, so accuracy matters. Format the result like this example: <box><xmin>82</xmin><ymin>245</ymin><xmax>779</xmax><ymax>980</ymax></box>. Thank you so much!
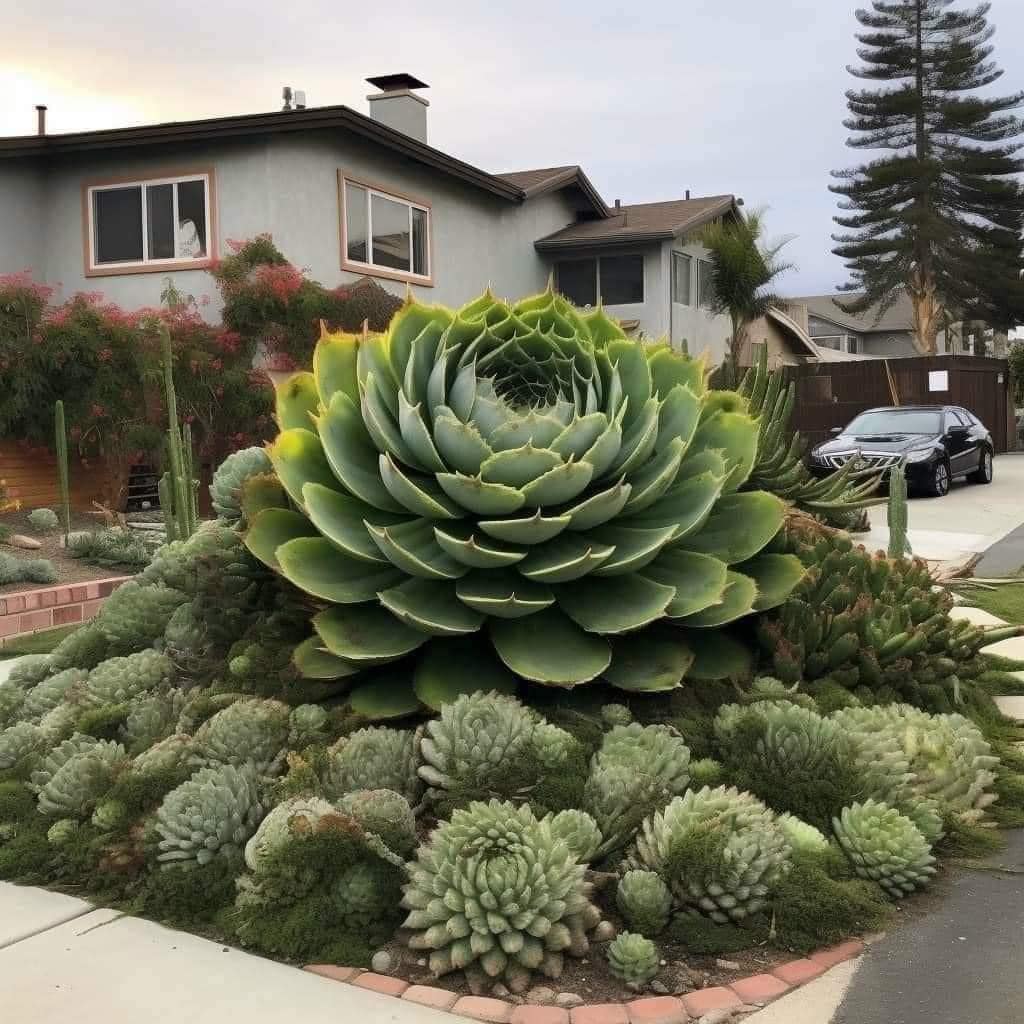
<box><xmin>808</xmin><ymin>405</ymin><xmax>994</xmax><ymax>497</ymax></box>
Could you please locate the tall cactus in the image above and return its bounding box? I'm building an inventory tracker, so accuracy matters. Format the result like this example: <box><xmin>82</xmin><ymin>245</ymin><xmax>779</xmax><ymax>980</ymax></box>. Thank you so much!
<box><xmin>887</xmin><ymin>462</ymin><xmax>911</xmax><ymax>559</ymax></box>
<box><xmin>159</xmin><ymin>326</ymin><xmax>198</xmax><ymax>540</ymax></box>
<box><xmin>54</xmin><ymin>400</ymin><xmax>71</xmax><ymax>545</ymax></box>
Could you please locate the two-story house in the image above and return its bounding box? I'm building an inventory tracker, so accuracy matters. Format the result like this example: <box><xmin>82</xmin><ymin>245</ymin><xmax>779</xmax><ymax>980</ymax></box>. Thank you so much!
<box><xmin>0</xmin><ymin>75</ymin><xmax>738</xmax><ymax>360</ymax></box>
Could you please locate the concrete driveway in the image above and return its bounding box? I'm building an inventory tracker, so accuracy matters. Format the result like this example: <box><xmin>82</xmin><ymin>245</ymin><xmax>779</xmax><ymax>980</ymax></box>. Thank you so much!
<box><xmin>860</xmin><ymin>453</ymin><xmax>1024</xmax><ymax>570</ymax></box>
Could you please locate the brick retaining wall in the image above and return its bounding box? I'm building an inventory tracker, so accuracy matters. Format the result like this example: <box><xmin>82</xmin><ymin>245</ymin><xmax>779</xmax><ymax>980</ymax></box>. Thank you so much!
<box><xmin>0</xmin><ymin>576</ymin><xmax>130</xmax><ymax>646</ymax></box>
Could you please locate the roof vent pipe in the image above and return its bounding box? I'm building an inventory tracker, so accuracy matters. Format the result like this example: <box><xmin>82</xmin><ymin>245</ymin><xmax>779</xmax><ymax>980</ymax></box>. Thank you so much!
<box><xmin>685</xmin><ymin>189</ymin><xmax>691</xmax><ymax>200</ymax></box>
<box><xmin>36</xmin><ymin>105</ymin><xmax>47</xmax><ymax>136</ymax></box>
<box><xmin>614</xmin><ymin>199</ymin><xmax>621</xmax><ymax>212</ymax></box>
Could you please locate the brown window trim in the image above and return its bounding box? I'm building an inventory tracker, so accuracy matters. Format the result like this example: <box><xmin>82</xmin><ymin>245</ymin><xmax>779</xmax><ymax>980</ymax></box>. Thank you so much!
<box><xmin>338</xmin><ymin>170</ymin><xmax>434</xmax><ymax>287</ymax></box>
<box><xmin>81</xmin><ymin>166</ymin><xmax>218</xmax><ymax>278</ymax></box>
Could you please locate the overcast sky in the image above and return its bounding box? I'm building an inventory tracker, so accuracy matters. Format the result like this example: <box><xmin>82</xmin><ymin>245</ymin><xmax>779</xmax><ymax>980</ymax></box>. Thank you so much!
<box><xmin>4</xmin><ymin>0</ymin><xmax>1023</xmax><ymax>294</ymax></box>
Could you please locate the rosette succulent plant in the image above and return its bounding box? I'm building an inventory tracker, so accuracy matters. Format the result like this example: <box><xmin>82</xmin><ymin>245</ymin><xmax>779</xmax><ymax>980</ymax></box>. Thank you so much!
<box><xmin>833</xmin><ymin>799</ymin><xmax>936</xmax><ymax>898</ymax></box>
<box><xmin>777</xmin><ymin>813</ymin><xmax>831</xmax><ymax>857</ymax></box>
<box><xmin>243</xmin><ymin>795</ymin><xmax>336</xmax><ymax>871</ymax></box>
<box><xmin>123</xmin><ymin>690</ymin><xmax>188</xmax><ymax>751</ymax></box>
<box><xmin>628</xmin><ymin>786</ymin><xmax>791</xmax><ymax>923</ymax></box>
<box><xmin>188</xmin><ymin>698</ymin><xmax>291</xmax><ymax>775</ymax></box>
<box><xmin>402</xmin><ymin>799</ymin><xmax>601</xmax><ymax>991</ymax></box>
<box><xmin>97</xmin><ymin>582</ymin><xmax>188</xmax><ymax>656</ymax></box>
<box><xmin>244</xmin><ymin>286</ymin><xmax>801</xmax><ymax>713</ymax></box>
<box><xmin>211</xmin><ymin>447</ymin><xmax>273</xmax><ymax>523</ymax></box>
<box><xmin>155</xmin><ymin>763</ymin><xmax>265</xmax><ymax>867</ymax></box>
<box><xmin>0</xmin><ymin>722</ymin><xmax>44</xmax><ymax>773</ymax></box>
<box><xmin>337</xmin><ymin>788</ymin><xmax>418</xmax><ymax>858</ymax></box>
<box><xmin>84</xmin><ymin>651</ymin><xmax>173</xmax><ymax>708</ymax></box>
<box><xmin>548</xmin><ymin>809</ymin><xmax>603</xmax><ymax>863</ymax></box>
<box><xmin>607</xmin><ymin>932</ymin><xmax>660</xmax><ymax>990</ymax></box>
<box><xmin>616</xmin><ymin>870</ymin><xmax>672</xmax><ymax>936</ymax></box>
<box><xmin>21</xmin><ymin>668</ymin><xmax>88</xmax><ymax>720</ymax></box>
<box><xmin>322</xmin><ymin>726</ymin><xmax>422</xmax><ymax>803</ymax></box>
<box><xmin>29</xmin><ymin>733</ymin><xmax>99</xmax><ymax>793</ymax></box>
<box><xmin>36</xmin><ymin>740</ymin><xmax>127</xmax><ymax>818</ymax></box>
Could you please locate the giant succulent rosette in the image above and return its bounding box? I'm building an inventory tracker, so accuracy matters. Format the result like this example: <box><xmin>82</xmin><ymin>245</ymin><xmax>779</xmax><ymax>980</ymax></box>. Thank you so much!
<box><xmin>244</xmin><ymin>287</ymin><xmax>802</xmax><ymax>713</ymax></box>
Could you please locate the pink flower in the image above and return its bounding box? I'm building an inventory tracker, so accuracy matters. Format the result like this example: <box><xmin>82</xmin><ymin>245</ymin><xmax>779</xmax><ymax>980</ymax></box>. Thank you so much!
<box><xmin>97</xmin><ymin>348</ymin><xmax>113</xmax><ymax>362</ymax></box>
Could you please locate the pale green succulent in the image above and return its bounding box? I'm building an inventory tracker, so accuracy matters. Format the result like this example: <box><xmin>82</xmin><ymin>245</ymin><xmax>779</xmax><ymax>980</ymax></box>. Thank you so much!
<box><xmin>323</xmin><ymin>726</ymin><xmax>422</xmax><ymax>804</ymax></box>
<box><xmin>91</xmin><ymin>798</ymin><xmax>129</xmax><ymax>832</ymax></box>
<box><xmin>36</xmin><ymin>702</ymin><xmax>80</xmax><ymax>743</ymax></box>
<box><xmin>245</xmin><ymin>286</ymin><xmax>796</xmax><ymax>715</ymax></box>
<box><xmin>601</xmin><ymin>703</ymin><xmax>633</xmax><ymax>728</ymax></box>
<box><xmin>742</xmin><ymin>676</ymin><xmax>817</xmax><ymax>710</ymax></box>
<box><xmin>337</xmin><ymin>788</ymin><xmax>417</xmax><ymax>858</ymax></box>
<box><xmin>123</xmin><ymin>690</ymin><xmax>188</xmax><ymax>750</ymax></box>
<box><xmin>584</xmin><ymin>723</ymin><xmax>692</xmax><ymax>856</ymax></box>
<box><xmin>84</xmin><ymin>651</ymin><xmax>173</xmax><ymax>708</ymax></box>
<box><xmin>155</xmin><ymin>763</ymin><xmax>265</xmax><ymax>867</ymax></box>
<box><xmin>0</xmin><ymin>685</ymin><xmax>25</xmax><ymax>729</ymax></box>
<box><xmin>47</xmin><ymin>818</ymin><xmax>80</xmax><ymax>846</ymax></box>
<box><xmin>833</xmin><ymin>799</ymin><xmax>936</xmax><ymax>899</ymax></box>
<box><xmin>243</xmin><ymin>795</ymin><xmax>336</xmax><ymax>871</ymax></box>
<box><xmin>330</xmin><ymin>859</ymin><xmax>404</xmax><ymax>933</ymax></box>
<box><xmin>607</xmin><ymin>932</ymin><xmax>660</xmax><ymax>990</ymax></box>
<box><xmin>629</xmin><ymin>786</ymin><xmax>792</xmax><ymax>923</ymax></box>
<box><xmin>29</xmin><ymin>733</ymin><xmax>99</xmax><ymax>793</ymax></box>
<box><xmin>48</xmin><ymin>622</ymin><xmax>109</xmax><ymax>673</ymax></box>
<box><xmin>176</xmin><ymin>691</ymin><xmax>245</xmax><ymax>735</ymax></box>
<box><xmin>616</xmin><ymin>870</ymin><xmax>672</xmax><ymax>937</ymax></box>
<box><xmin>21</xmin><ymin>668</ymin><xmax>88</xmax><ymax>720</ymax></box>
<box><xmin>689</xmin><ymin>758</ymin><xmax>723</xmax><ymax>787</ymax></box>
<box><xmin>188</xmin><ymin>698</ymin><xmax>291</xmax><ymax>775</ymax></box>
<box><xmin>97</xmin><ymin>581</ymin><xmax>188</xmax><ymax>656</ymax></box>
<box><xmin>548</xmin><ymin>809</ymin><xmax>603</xmax><ymax>863</ymax></box>
<box><xmin>4</xmin><ymin>654</ymin><xmax>52</xmax><ymax>690</ymax></box>
<box><xmin>37</xmin><ymin>740</ymin><xmax>127</xmax><ymax>818</ymax></box>
<box><xmin>0</xmin><ymin>722</ymin><xmax>44</xmax><ymax>773</ymax></box>
<box><xmin>132</xmin><ymin>734</ymin><xmax>192</xmax><ymax>774</ymax></box>
<box><xmin>403</xmin><ymin>799</ymin><xmax>601</xmax><ymax>992</ymax></box>
<box><xmin>288</xmin><ymin>704</ymin><xmax>329</xmax><ymax>748</ymax></box>
<box><xmin>211</xmin><ymin>447</ymin><xmax>274</xmax><ymax>523</ymax></box>
<box><xmin>777</xmin><ymin>813</ymin><xmax>831</xmax><ymax>857</ymax></box>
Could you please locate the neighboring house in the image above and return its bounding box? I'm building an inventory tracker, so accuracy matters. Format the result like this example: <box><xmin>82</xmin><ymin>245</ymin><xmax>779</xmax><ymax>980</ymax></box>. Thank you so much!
<box><xmin>784</xmin><ymin>292</ymin><xmax>921</xmax><ymax>358</ymax></box>
<box><xmin>0</xmin><ymin>75</ymin><xmax>737</xmax><ymax>361</ymax></box>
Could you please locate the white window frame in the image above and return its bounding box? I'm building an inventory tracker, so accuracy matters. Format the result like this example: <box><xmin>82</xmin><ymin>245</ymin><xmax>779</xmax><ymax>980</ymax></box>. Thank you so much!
<box><xmin>672</xmin><ymin>251</ymin><xmax>693</xmax><ymax>306</ymax></box>
<box><xmin>340</xmin><ymin>172</ymin><xmax>432</xmax><ymax>285</ymax></box>
<box><xmin>85</xmin><ymin>171</ymin><xmax>214</xmax><ymax>275</ymax></box>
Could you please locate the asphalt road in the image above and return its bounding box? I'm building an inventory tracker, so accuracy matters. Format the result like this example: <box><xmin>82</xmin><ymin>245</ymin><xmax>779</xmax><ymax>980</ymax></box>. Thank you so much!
<box><xmin>834</xmin><ymin>829</ymin><xmax>1024</xmax><ymax>1024</ymax></box>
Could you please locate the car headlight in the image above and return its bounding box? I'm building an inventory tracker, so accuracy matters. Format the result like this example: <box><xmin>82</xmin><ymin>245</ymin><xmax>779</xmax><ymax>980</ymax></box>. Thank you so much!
<box><xmin>905</xmin><ymin>448</ymin><xmax>934</xmax><ymax>463</ymax></box>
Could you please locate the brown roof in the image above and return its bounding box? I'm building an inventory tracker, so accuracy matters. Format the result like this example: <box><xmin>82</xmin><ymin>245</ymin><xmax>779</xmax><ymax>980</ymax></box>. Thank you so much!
<box><xmin>789</xmin><ymin>291</ymin><xmax>916</xmax><ymax>334</ymax></box>
<box><xmin>534</xmin><ymin>195</ymin><xmax>738</xmax><ymax>250</ymax></box>
<box><xmin>497</xmin><ymin>165</ymin><xmax>609</xmax><ymax>217</ymax></box>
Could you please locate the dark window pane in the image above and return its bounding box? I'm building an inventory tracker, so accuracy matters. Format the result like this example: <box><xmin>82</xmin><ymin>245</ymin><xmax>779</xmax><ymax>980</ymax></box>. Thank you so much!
<box><xmin>600</xmin><ymin>255</ymin><xmax>644</xmax><ymax>304</ymax></box>
<box><xmin>146</xmin><ymin>183</ymin><xmax>174</xmax><ymax>260</ymax></box>
<box><xmin>345</xmin><ymin>183</ymin><xmax>368</xmax><ymax>263</ymax></box>
<box><xmin>556</xmin><ymin>259</ymin><xmax>597</xmax><ymax>307</ymax></box>
<box><xmin>412</xmin><ymin>207</ymin><xmax>428</xmax><ymax>276</ymax></box>
<box><xmin>697</xmin><ymin>259</ymin><xmax>716</xmax><ymax>308</ymax></box>
<box><xmin>176</xmin><ymin>179</ymin><xmax>207</xmax><ymax>258</ymax></box>
<box><xmin>94</xmin><ymin>187</ymin><xmax>143</xmax><ymax>264</ymax></box>
<box><xmin>672</xmin><ymin>252</ymin><xmax>692</xmax><ymax>305</ymax></box>
<box><xmin>371</xmin><ymin>193</ymin><xmax>411</xmax><ymax>271</ymax></box>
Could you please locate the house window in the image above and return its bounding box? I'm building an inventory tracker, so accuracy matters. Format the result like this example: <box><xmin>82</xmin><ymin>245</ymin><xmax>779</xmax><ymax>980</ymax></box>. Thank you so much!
<box><xmin>342</xmin><ymin>176</ymin><xmax>430</xmax><ymax>281</ymax></box>
<box><xmin>696</xmin><ymin>259</ymin><xmax>716</xmax><ymax>308</ymax></box>
<box><xmin>86</xmin><ymin>172</ymin><xmax>212</xmax><ymax>273</ymax></box>
<box><xmin>555</xmin><ymin>255</ymin><xmax>645</xmax><ymax>307</ymax></box>
<box><xmin>672</xmin><ymin>252</ymin><xmax>692</xmax><ymax>305</ymax></box>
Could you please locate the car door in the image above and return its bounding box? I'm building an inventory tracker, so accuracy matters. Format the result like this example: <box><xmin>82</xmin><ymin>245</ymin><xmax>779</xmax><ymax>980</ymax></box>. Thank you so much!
<box><xmin>944</xmin><ymin>409</ymin><xmax>974</xmax><ymax>477</ymax></box>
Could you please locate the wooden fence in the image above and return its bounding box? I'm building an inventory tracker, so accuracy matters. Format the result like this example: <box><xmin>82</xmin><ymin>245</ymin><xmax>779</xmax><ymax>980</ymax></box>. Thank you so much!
<box><xmin>0</xmin><ymin>441</ymin><xmax>119</xmax><ymax>512</ymax></box>
<box><xmin>783</xmin><ymin>355</ymin><xmax>1014</xmax><ymax>453</ymax></box>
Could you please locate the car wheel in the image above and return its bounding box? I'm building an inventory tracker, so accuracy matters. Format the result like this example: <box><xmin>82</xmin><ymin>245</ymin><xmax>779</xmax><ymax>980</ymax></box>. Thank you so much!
<box><xmin>923</xmin><ymin>459</ymin><xmax>950</xmax><ymax>497</ymax></box>
<box><xmin>968</xmin><ymin>448</ymin><xmax>993</xmax><ymax>485</ymax></box>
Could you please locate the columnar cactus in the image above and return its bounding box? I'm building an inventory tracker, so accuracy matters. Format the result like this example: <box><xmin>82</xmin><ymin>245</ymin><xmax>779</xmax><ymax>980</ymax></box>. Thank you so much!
<box><xmin>629</xmin><ymin>786</ymin><xmax>792</xmax><ymax>923</ymax></box>
<box><xmin>616</xmin><ymin>870</ymin><xmax>672</xmax><ymax>936</ymax></box>
<box><xmin>188</xmin><ymin>698</ymin><xmax>291</xmax><ymax>775</ymax></box>
<box><xmin>155</xmin><ymin>763</ymin><xmax>265</xmax><ymax>867</ymax></box>
<box><xmin>322</xmin><ymin>726</ymin><xmax>422</xmax><ymax>804</ymax></box>
<box><xmin>244</xmin><ymin>286</ymin><xmax>800</xmax><ymax>712</ymax></box>
<box><xmin>402</xmin><ymin>799</ymin><xmax>601</xmax><ymax>992</ymax></box>
<box><xmin>833</xmin><ymin>799</ymin><xmax>936</xmax><ymax>898</ymax></box>
<box><xmin>607</xmin><ymin>932</ymin><xmax>661</xmax><ymax>990</ymax></box>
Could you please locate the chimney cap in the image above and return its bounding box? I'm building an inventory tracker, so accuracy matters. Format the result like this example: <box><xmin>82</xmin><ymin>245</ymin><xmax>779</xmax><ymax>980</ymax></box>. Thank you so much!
<box><xmin>366</xmin><ymin>73</ymin><xmax>429</xmax><ymax>92</ymax></box>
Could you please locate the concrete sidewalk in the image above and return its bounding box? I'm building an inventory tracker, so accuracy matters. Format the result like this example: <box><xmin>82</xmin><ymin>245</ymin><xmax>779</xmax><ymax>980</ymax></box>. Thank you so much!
<box><xmin>0</xmin><ymin>884</ymin><xmax>449</xmax><ymax>1024</ymax></box>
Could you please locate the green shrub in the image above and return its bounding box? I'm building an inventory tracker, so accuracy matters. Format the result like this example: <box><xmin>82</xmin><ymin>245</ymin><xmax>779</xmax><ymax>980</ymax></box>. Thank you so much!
<box><xmin>0</xmin><ymin>553</ymin><xmax>58</xmax><ymax>585</ymax></box>
<box><xmin>68</xmin><ymin>529</ymin><xmax>155</xmax><ymax>570</ymax></box>
<box><xmin>27</xmin><ymin>508</ymin><xmax>60</xmax><ymax>533</ymax></box>
<box><xmin>667</xmin><ymin>914</ymin><xmax>766</xmax><ymax>955</ymax></box>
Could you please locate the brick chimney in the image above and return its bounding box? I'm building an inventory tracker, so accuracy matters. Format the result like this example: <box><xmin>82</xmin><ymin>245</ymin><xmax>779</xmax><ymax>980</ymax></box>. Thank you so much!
<box><xmin>366</xmin><ymin>74</ymin><xmax>429</xmax><ymax>143</ymax></box>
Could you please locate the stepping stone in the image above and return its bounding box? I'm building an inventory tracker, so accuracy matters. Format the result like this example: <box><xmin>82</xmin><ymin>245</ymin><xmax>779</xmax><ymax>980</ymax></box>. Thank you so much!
<box><xmin>949</xmin><ymin>606</ymin><xmax>1008</xmax><ymax>627</ymax></box>
<box><xmin>6</xmin><ymin>535</ymin><xmax>41</xmax><ymax>550</ymax></box>
<box><xmin>981</xmin><ymin>635</ymin><xmax>1024</xmax><ymax>661</ymax></box>
<box><xmin>994</xmin><ymin>696</ymin><xmax>1024</xmax><ymax>722</ymax></box>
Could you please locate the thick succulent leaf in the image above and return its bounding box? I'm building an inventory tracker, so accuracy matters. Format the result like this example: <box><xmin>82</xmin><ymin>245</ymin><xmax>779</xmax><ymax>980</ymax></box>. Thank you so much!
<box><xmin>433</xmin><ymin>523</ymin><xmax>526</xmax><ymax>568</ymax></box>
<box><xmin>607</xmin><ymin>398</ymin><xmax>660</xmax><ymax>477</ymax></box>
<box><xmin>380</xmin><ymin>454</ymin><xmax>462</xmax><ymax>519</ymax></box>
<box><xmin>517</xmin><ymin>533</ymin><xmax>615</xmax><ymax>583</ymax></box>
<box><xmin>403</xmin><ymin>319</ymin><xmax>449</xmax><ymax>408</ymax></box>
<box><xmin>292</xmin><ymin>636</ymin><xmax>362</xmax><ymax>679</ymax></box>
<box><xmin>690</xmin><ymin>411</ymin><xmax>759</xmax><ymax>493</ymax></box>
<box><xmin>314</xmin><ymin>605</ymin><xmax>428</xmax><ymax>663</ymax></box>
<box><xmin>561</xmin><ymin>480</ymin><xmax>632</xmax><ymax>531</ymax></box>
<box><xmin>738</xmin><ymin>553</ymin><xmax>806</xmax><ymax>611</ymax></box>
<box><xmin>579</xmin><ymin>415</ymin><xmax>624</xmax><ymax>478</ymax></box>
<box><xmin>682</xmin><ymin>629</ymin><xmax>754</xmax><ymax>680</ymax></box>
<box><xmin>367</xmin><ymin>519</ymin><xmax>468</xmax><ymax>580</ymax></box>
<box><xmin>356</xmin><ymin>333</ymin><xmax>399</xmax><ymax>417</ymax></box>
<box><xmin>681</xmin><ymin>491</ymin><xmax>785</xmax><ymax>564</ymax></box>
<box><xmin>657</xmin><ymin>384</ymin><xmax>702</xmax><ymax>451</ymax></box>
<box><xmin>680</xmin><ymin>570</ymin><xmax>758</xmax><ymax>627</ymax></box>
<box><xmin>550</xmin><ymin>413</ymin><xmax>609</xmax><ymax>462</ymax></box>
<box><xmin>313</xmin><ymin>328</ymin><xmax>360</xmax><ymax>407</ymax></box>
<box><xmin>588</xmin><ymin>523</ymin><xmax>679</xmax><ymax>575</ymax></box>
<box><xmin>362</xmin><ymin>371</ymin><xmax>421</xmax><ymax>468</ymax></box>
<box><xmin>378</xmin><ymin>578</ymin><xmax>484</xmax><ymax>635</ymax></box>
<box><xmin>584</xmin><ymin>306</ymin><xmax>628</xmax><ymax>346</ymax></box>
<box><xmin>397</xmin><ymin>392</ymin><xmax>447</xmax><ymax>472</ymax></box>
<box><xmin>559</xmin><ymin>573</ymin><xmax>675</xmax><ymax>634</ymax></box>
<box><xmin>622</xmin><ymin>437</ymin><xmax>685</xmax><ymax>514</ymax></box>
<box><xmin>277</xmin><ymin>537</ymin><xmax>403</xmax><ymax>602</ymax></box>
<box><xmin>348</xmin><ymin>671</ymin><xmax>422</xmax><ymax>720</ymax></box>
<box><xmin>649</xmin><ymin>346</ymin><xmax>706</xmax><ymax>399</ymax></box>
<box><xmin>302</xmin><ymin>482</ymin><xmax>405</xmax><ymax>563</ymax></box>
<box><xmin>520</xmin><ymin>459</ymin><xmax>594</xmax><ymax>507</ymax></box>
<box><xmin>455</xmin><ymin>571</ymin><xmax>556</xmax><ymax>618</ymax></box>
<box><xmin>268</xmin><ymin>428</ymin><xmax>341</xmax><ymax>510</ymax></box>
<box><xmin>243</xmin><ymin>508</ymin><xmax>317</xmax><ymax>569</ymax></box>
<box><xmin>413</xmin><ymin>637</ymin><xmax>518</xmax><ymax>709</ymax></box>
<box><xmin>241</xmin><ymin>473</ymin><xmax>289</xmax><ymax>523</ymax></box>
<box><xmin>603</xmin><ymin>629</ymin><xmax>694</xmax><ymax>691</ymax></box>
<box><xmin>676</xmin><ymin>449</ymin><xmax>728</xmax><ymax>481</ymax></box>
<box><xmin>606</xmin><ymin>340</ymin><xmax>653</xmax><ymax>427</ymax></box>
<box><xmin>317</xmin><ymin>392</ymin><xmax>403</xmax><ymax>512</ymax></box>
<box><xmin>490</xmin><ymin>608</ymin><xmax>612</xmax><ymax>686</ymax></box>
<box><xmin>433</xmin><ymin>409</ymin><xmax>494</xmax><ymax>475</ymax></box>
<box><xmin>480</xmin><ymin>445</ymin><xmax>563</xmax><ymax>488</ymax></box>
<box><xmin>275</xmin><ymin>372</ymin><xmax>320</xmax><ymax>432</ymax></box>
<box><xmin>388</xmin><ymin>300</ymin><xmax>452</xmax><ymax>391</ymax></box>
<box><xmin>436</xmin><ymin>472</ymin><xmax>526</xmax><ymax>516</ymax></box>
<box><xmin>478</xmin><ymin>510</ymin><xmax>571</xmax><ymax>546</ymax></box>
<box><xmin>488</xmin><ymin>410</ymin><xmax>565</xmax><ymax>451</ymax></box>
<box><xmin>642</xmin><ymin>549</ymin><xmax>729</xmax><ymax>618</ymax></box>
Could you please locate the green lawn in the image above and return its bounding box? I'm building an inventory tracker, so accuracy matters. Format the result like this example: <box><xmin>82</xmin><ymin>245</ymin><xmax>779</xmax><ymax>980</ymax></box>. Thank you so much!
<box><xmin>962</xmin><ymin>581</ymin><xmax>1024</xmax><ymax>627</ymax></box>
<box><xmin>0</xmin><ymin>625</ymin><xmax>78</xmax><ymax>660</ymax></box>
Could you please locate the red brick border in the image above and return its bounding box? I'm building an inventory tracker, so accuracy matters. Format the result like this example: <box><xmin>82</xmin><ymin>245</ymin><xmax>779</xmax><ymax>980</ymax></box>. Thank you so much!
<box><xmin>303</xmin><ymin>938</ymin><xmax>866</xmax><ymax>1021</ymax></box>
<box><xmin>0</xmin><ymin>576</ymin><xmax>130</xmax><ymax>646</ymax></box>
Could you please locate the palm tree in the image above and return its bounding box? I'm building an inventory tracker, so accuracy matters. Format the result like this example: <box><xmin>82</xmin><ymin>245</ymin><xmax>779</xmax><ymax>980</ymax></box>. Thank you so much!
<box><xmin>700</xmin><ymin>209</ymin><xmax>793</xmax><ymax>387</ymax></box>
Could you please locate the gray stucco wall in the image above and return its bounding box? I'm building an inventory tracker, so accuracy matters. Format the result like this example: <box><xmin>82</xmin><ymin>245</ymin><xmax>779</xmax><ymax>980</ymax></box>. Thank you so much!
<box><xmin>669</xmin><ymin>239</ymin><xmax>731</xmax><ymax>364</ymax></box>
<box><xmin>1</xmin><ymin>130</ymin><xmax>577</xmax><ymax>316</ymax></box>
<box><xmin>859</xmin><ymin>331</ymin><xmax>918</xmax><ymax>358</ymax></box>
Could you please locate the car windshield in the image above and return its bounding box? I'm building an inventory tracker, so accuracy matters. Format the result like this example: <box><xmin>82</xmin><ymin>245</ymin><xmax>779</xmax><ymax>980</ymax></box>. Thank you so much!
<box><xmin>844</xmin><ymin>410</ymin><xmax>943</xmax><ymax>435</ymax></box>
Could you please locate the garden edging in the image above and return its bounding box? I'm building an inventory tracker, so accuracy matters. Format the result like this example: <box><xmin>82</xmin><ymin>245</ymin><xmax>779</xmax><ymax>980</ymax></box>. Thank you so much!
<box><xmin>303</xmin><ymin>938</ymin><xmax>866</xmax><ymax>1023</ymax></box>
<box><xmin>0</xmin><ymin>576</ymin><xmax>130</xmax><ymax>645</ymax></box>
